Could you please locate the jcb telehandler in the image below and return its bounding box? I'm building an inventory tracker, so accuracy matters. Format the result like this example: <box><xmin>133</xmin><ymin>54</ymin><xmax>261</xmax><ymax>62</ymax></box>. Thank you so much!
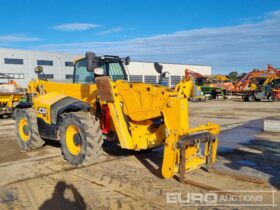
<box><xmin>15</xmin><ymin>52</ymin><xmax>219</xmax><ymax>180</ymax></box>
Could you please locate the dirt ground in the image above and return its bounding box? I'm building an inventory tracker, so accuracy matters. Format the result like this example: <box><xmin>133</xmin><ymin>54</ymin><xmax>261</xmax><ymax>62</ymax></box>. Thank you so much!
<box><xmin>0</xmin><ymin>100</ymin><xmax>279</xmax><ymax>210</ymax></box>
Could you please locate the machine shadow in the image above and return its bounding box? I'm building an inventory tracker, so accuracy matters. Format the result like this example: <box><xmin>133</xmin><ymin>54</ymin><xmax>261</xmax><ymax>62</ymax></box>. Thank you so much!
<box><xmin>220</xmin><ymin>138</ymin><xmax>280</xmax><ymax>189</ymax></box>
<box><xmin>38</xmin><ymin>181</ymin><xmax>86</xmax><ymax>210</ymax></box>
<box><xmin>102</xmin><ymin>140</ymin><xmax>164</xmax><ymax>178</ymax></box>
<box><xmin>41</xmin><ymin>138</ymin><xmax>164</xmax><ymax>179</ymax></box>
<box><xmin>43</xmin><ymin>138</ymin><xmax>61</xmax><ymax>148</ymax></box>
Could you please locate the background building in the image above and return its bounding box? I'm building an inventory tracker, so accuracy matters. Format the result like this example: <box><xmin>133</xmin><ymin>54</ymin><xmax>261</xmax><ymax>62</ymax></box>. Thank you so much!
<box><xmin>0</xmin><ymin>48</ymin><xmax>211</xmax><ymax>87</ymax></box>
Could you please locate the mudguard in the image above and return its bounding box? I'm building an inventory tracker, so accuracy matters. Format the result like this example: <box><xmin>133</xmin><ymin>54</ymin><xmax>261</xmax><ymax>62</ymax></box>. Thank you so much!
<box><xmin>50</xmin><ymin>96</ymin><xmax>90</xmax><ymax>124</ymax></box>
<box><xmin>33</xmin><ymin>93</ymin><xmax>90</xmax><ymax>140</ymax></box>
<box><xmin>33</xmin><ymin>92</ymin><xmax>90</xmax><ymax>125</ymax></box>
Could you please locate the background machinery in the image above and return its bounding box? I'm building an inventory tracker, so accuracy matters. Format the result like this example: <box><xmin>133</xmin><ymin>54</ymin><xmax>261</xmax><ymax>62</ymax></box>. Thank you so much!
<box><xmin>15</xmin><ymin>52</ymin><xmax>220</xmax><ymax>181</ymax></box>
<box><xmin>230</xmin><ymin>64</ymin><xmax>280</xmax><ymax>101</ymax></box>
<box><xmin>204</xmin><ymin>74</ymin><xmax>235</xmax><ymax>92</ymax></box>
<box><xmin>202</xmin><ymin>74</ymin><xmax>234</xmax><ymax>99</ymax></box>
<box><xmin>182</xmin><ymin>69</ymin><xmax>206</xmax><ymax>101</ymax></box>
<box><xmin>0</xmin><ymin>73</ymin><xmax>25</xmax><ymax>116</ymax></box>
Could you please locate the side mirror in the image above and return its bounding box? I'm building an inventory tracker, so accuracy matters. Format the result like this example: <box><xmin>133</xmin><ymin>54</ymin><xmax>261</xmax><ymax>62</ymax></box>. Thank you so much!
<box><xmin>34</xmin><ymin>66</ymin><xmax>43</xmax><ymax>74</ymax></box>
<box><xmin>85</xmin><ymin>52</ymin><xmax>97</xmax><ymax>72</ymax></box>
<box><xmin>154</xmin><ymin>62</ymin><xmax>163</xmax><ymax>74</ymax></box>
<box><xmin>125</xmin><ymin>56</ymin><xmax>130</xmax><ymax>65</ymax></box>
<box><xmin>94</xmin><ymin>67</ymin><xmax>104</xmax><ymax>76</ymax></box>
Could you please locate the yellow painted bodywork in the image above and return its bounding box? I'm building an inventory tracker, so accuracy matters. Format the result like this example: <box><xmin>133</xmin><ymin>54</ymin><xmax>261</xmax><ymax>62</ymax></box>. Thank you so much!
<box><xmin>33</xmin><ymin>92</ymin><xmax>67</xmax><ymax>124</ymax></box>
<box><xmin>28</xmin><ymin>79</ymin><xmax>97</xmax><ymax>105</ymax></box>
<box><xmin>29</xmin><ymin>79</ymin><xmax>98</xmax><ymax>124</ymax></box>
<box><xmin>161</xmin><ymin>123</ymin><xmax>219</xmax><ymax>178</ymax></box>
<box><xmin>263</xmin><ymin>75</ymin><xmax>280</xmax><ymax>86</ymax></box>
<box><xmin>0</xmin><ymin>82</ymin><xmax>25</xmax><ymax>114</ymax></box>
<box><xmin>0</xmin><ymin>93</ymin><xmax>23</xmax><ymax>113</ymax></box>
<box><xmin>205</xmin><ymin>74</ymin><xmax>229</xmax><ymax>83</ymax></box>
<box><xmin>175</xmin><ymin>79</ymin><xmax>193</xmax><ymax>98</ymax></box>
<box><xmin>175</xmin><ymin>78</ymin><xmax>205</xmax><ymax>100</ymax></box>
<box><xmin>28</xmin><ymin>65</ymin><xmax>220</xmax><ymax>179</ymax></box>
<box><xmin>95</xmin><ymin>77</ymin><xmax>220</xmax><ymax>179</ymax></box>
<box><xmin>249</xmin><ymin>75</ymin><xmax>280</xmax><ymax>91</ymax></box>
<box><xmin>250</xmin><ymin>83</ymin><xmax>257</xmax><ymax>91</ymax></box>
<box><xmin>0</xmin><ymin>94</ymin><xmax>22</xmax><ymax>107</ymax></box>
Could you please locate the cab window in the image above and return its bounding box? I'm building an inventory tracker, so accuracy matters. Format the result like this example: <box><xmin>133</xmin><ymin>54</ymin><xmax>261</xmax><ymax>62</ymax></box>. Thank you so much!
<box><xmin>74</xmin><ymin>59</ymin><xmax>127</xmax><ymax>83</ymax></box>
<box><xmin>270</xmin><ymin>79</ymin><xmax>280</xmax><ymax>88</ymax></box>
<box><xmin>74</xmin><ymin>60</ymin><xmax>95</xmax><ymax>83</ymax></box>
<box><xmin>108</xmin><ymin>62</ymin><xmax>127</xmax><ymax>81</ymax></box>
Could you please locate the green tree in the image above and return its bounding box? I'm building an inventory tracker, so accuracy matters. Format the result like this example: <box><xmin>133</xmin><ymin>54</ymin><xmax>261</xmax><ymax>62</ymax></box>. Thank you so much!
<box><xmin>237</xmin><ymin>72</ymin><xmax>247</xmax><ymax>80</ymax></box>
<box><xmin>228</xmin><ymin>71</ymin><xmax>238</xmax><ymax>81</ymax></box>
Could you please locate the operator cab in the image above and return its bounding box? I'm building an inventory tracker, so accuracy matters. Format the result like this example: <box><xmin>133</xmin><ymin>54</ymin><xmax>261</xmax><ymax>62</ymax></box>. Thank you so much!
<box><xmin>195</xmin><ymin>77</ymin><xmax>204</xmax><ymax>86</ymax></box>
<box><xmin>74</xmin><ymin>53</ymin><xmax>129</xmax><ymax>84</ymax></box>
<box><xmin>270</xmin><ymin>78</ymin><xmax>280</xmax><ymax>88</ymax></box>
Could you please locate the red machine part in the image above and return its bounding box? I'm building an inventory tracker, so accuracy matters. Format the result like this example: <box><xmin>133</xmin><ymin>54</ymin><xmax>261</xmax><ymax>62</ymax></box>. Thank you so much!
<box><xmin>184</xmin><ymin>69</ymin><xmax>203</xmax><ymax>80</ymax></box>
<box><xmin>101</xmin><ymin>104</ymin><xmax>111</xmax><ymax>134</ymax></box>
<box><xmin>273</xmin><ymin>89</ymin><xmax>280</xmax><ymax>100</ymax></box>
<box><xmin>233</xmin><ymin>64</ymin><xmax>280</xmax><ymax>92</ymax></box>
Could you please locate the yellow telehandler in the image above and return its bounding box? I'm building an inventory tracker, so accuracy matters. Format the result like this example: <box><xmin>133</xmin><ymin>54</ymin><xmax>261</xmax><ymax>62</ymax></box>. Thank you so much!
<box><xmin>15</xmin><ymin>52</ymin><xmax>219</xmax><ymax>180</ymax></box>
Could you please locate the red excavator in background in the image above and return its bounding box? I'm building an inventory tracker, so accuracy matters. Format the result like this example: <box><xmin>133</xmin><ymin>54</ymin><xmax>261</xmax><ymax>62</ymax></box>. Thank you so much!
<box><xmin>184</xmin><ymin>69</ymin><xmax>204</xmax><ymax>85</ymax></box>
<box><xmin>230</xmin><ymin>64</ymin><xmax>280</xmax><ymax>101</ymax></box>
<box><xmin>232</xmin><ymin>64</ymin><xmax>279</xmax><ymax>92</ymax></box>
<box><xmin>184</xmin><ymin>69</ymin><xmax>206</xmax><ymax>101</ymax></box>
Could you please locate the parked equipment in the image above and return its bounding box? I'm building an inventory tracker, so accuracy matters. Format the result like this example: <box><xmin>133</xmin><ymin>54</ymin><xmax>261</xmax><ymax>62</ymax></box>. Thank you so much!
<box><xmin>204</xmin><ymin>75</ymin><xmax>235</xmax><ymax>92</ymax></box>
<box><xmin>233</xmin><ymin>64</ymin><xmax>280</xmax><ymax>101</ymax></box>
<box><xmin>15</xmin><ymin>52</ymin><xmax>220</xmax><ymax>180</ymax></box>
<box><xmin>232</xmin><ymin>64</ymin><xmax>279</xmax><ymax>92</ymax></box>
<box><xmin>182</xmin><ymin>69</ymin><xmax>206</xmax><ymax>101</ymax></box>
<box><xmin>0</xmin><ymin>73</ymin><xmax>25</xmax><ymax>116</ymax></box>
<box><xmin>202</xmin><ymin>75</ymin><xmax>234</xmax><ymax>99</ymax></box>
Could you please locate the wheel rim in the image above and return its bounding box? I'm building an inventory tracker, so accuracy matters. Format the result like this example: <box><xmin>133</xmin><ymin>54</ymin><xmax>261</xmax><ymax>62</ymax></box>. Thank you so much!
<box><xmin>249</xmin><ymin>96</ymin><xmax>254</xmax><ymax>101</ymax></box>
<box><xmin>66</xmin><ymin>125</ymin><xmax>81</xmax><ymax>155</ymax></box>
<box><xmin>19</xmin><ymin>118</ymin><xmax>29</xmax><ymax>142</ymax></box>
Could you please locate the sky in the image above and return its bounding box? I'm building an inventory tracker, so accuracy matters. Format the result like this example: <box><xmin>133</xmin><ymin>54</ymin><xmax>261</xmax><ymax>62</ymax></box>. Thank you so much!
<box><xmin>0</xmin><ymin>0</ymin><xmax>280</xmax><ymax>74</ymax></box>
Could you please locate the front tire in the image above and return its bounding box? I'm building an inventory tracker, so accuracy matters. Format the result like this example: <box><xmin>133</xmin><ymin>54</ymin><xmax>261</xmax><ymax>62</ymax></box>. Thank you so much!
<box><xmin>60</xmin><ymin>111</ymin><xmax>103</xmax><ymax>166</ymax></box>
<box><xmin>15</xmin><ymin>108</ymin><xmax>45</xmax><ymax>150</ymax></box>
<box><xmin>268</xmin><ymin>95</ymin><xmax>275</xmax><ymax>102</ymax></box>
<box><xmin>248</xmin><ymin>94</ymin><xmax>256</xmax><ymax>102</ymax></box>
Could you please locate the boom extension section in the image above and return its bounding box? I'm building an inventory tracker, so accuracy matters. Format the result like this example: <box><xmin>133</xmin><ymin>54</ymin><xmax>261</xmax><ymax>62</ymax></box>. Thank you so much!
<box><xmin>95</xmin><ymin>76</ymin><xmax>219</xmax><ymax>179</ymax></box>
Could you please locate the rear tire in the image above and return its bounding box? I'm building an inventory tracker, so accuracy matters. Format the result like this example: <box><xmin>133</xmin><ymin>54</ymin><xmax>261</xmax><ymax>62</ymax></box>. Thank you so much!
<box><xmin>15</xmin><ymin>108</ymin><xmax>45</xmax><ymax>150</ymax></box>
<box><xmin>60</xmin><ymin>111</ymin><xmax>103</xmax><ymax>166</ymax></box>
<box><xmin>248</xmin><ymin>94</ymin><xmax>256</xmax><ymax>102</ymax></box>
<box><xmin>268</xmin><ymin>95</ymin><xmax>275</xmax><ymax>102</ymax></box>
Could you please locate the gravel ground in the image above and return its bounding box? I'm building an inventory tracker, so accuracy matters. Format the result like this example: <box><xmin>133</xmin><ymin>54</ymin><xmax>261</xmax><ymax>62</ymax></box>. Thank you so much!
<box><xmin>0</xmin><ymin>100</ymin><xmax>279</xmax><ymax>210</ymax></box>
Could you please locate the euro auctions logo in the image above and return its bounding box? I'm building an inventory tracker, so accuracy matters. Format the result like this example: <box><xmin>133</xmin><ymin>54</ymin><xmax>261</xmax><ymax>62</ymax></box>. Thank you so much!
<box><xmin>167</xmin><ymin>192</ymin><xmax>218</xmax><ymax>204</ymax></box>
<box><xmin>166</xmin><ymin>190</ymin><xmax>277</xmax><ymax>207</ymax></box>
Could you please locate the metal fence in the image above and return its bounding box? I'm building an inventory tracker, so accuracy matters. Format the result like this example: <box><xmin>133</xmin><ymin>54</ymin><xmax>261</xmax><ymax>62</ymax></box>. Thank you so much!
<box><xmin>129</xmin><ymin>74</ymin><xmax>184</xmax><ymax>88</ymax></box>
<box><xmin>56</xmin><ymin>74</ymin><xmax>184</xmax><ymax>88</ymax></box>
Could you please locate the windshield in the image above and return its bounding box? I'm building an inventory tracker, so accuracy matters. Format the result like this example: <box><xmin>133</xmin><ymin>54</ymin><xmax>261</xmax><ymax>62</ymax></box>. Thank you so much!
<box><xmin>74</xmin><ymin>60</ymin><xmax>94</xmax><ymax>83</ymax></box>
<box><xmin>108</xmin><ymin>62</ymin><xmax>127</xmax><ymax>81</ymax></box>
<box><xmin>74</xmin><ymin>59</ymin><xmax>127</xmax><ymax>83</ymax></box>
<box><xmin>270</xmin><ymin>79</ymin><xmax>280</xmax><ymax>88</ymax></box>
<box><xmin>255</xmin><ymin>77</ymin><xmax>266</xmax><ymax>85</ymax></box>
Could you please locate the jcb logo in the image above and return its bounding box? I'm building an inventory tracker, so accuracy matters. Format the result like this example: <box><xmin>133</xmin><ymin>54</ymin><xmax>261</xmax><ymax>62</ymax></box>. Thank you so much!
<box><xmin>37</xmin><ymin>107</ymin><xmax>47</xmax><ymax>115</ymax></box>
